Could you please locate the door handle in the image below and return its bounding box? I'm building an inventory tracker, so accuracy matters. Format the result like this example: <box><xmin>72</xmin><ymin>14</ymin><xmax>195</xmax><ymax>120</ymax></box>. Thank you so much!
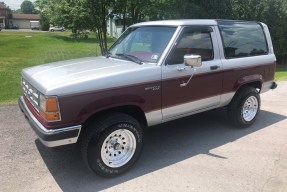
<box><xmin>210</xmin><ymin>65</ymin><xmax>220</xmax><ymax>70</ymax></box>
<box><xmin>177</xmin><ymin>66</ymin><xmax>186</xmax><ymax>71</ymax></box>
<box><xmin>180</xmin><ymin>68</ymin><xmax>197</xmax><ymax>87</ymax></box>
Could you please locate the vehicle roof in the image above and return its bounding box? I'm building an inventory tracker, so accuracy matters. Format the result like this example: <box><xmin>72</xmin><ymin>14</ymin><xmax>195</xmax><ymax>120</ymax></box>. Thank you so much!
<box><xmin>131</xmin><ymin>19</ymin><xmax>258</xmax><ymax>27</ymax></box>
<box><xmin>131</xmin><ymin>19</ymin><xmax>218</xmax><ymax>27</ymax></box>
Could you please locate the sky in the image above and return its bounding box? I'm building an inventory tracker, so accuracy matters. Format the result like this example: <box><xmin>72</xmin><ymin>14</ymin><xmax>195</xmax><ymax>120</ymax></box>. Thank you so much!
<box><xmin>2</xmin><ymin>0</ymin><xmax>36</xmax><ymax>10</ymax></box>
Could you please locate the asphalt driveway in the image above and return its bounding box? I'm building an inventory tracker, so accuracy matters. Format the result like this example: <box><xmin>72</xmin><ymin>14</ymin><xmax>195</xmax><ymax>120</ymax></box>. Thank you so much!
<box><xmin>1</xmin><ymin>82</ymin><xmax>287</xmax><ymax>192</ymax></box>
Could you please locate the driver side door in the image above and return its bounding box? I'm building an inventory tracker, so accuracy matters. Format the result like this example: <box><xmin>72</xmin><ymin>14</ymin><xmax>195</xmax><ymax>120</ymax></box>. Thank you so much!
<box><xmin>161</xmin><ymin>26</ymin><xmax>223</xmax><ymax>121</ymax></box>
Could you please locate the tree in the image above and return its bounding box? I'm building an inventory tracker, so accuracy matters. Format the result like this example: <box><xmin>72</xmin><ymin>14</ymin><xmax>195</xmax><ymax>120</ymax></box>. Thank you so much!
<box><xmin>34</xmin><ymin>0</ymin><xmax>287</xmax><ymax>63</ymax></box>
<box><xmin>263</xmin><ymin>0</ymin><xmax>287</xmax><ymax>64</ymax></box>
<box><xmin>86</xmin><ymin>0</ymin><xmax>113</xmax><ymax>54</ymax></box>
<box><xmin>35</xmin><ymin>0</ymin><xmax>90</xmax><ymax>32</ymax></box>
<box><xmin>35</xmin><ymin>0</ymin><xmax>109</xmax><ymax>54</ymax></box>
<box><xmin>21</xmin><ymin>0</ymin><xmax>35</xmax><ymax>14</ymax></box>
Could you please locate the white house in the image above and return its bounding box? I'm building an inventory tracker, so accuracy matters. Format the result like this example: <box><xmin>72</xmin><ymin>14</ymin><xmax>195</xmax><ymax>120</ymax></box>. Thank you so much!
<box><xmin>10</xmin><ymin>14</ymin><xmax>40</xmax><ymax>29</ymax></box>
<box><xmin>107</xmin><ymin>11</ymin><xmax>134</xmax><ymax>38</ymax></box>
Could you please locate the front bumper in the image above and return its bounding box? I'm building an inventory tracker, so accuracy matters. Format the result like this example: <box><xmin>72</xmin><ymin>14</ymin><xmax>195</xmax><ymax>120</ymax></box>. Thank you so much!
<box><xmin>18</xmin><ymin>96</ymin><xmax>81</xmax><ymax>148</ymax></box>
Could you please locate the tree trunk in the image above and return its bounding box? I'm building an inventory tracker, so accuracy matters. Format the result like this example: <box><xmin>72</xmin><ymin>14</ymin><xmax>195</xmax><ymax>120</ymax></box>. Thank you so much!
<box><xmin>122</xmin><ymin>0</ymin><xmax>127</xmax><ymax>32</ymax></box>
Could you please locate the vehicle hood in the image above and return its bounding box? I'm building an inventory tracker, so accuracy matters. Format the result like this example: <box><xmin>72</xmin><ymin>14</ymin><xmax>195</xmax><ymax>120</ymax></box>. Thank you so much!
<box><xmin>22</xmin><ymin>56</ymin><xmax>160</xmax><ymax>95</ymax></box>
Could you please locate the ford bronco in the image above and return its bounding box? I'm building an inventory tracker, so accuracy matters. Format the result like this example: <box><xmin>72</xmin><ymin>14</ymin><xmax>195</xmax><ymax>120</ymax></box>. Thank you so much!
<box><xmin>19</xmin><ymin>20</ymin><xmax>277</xmax><ymax>177</ymax></box>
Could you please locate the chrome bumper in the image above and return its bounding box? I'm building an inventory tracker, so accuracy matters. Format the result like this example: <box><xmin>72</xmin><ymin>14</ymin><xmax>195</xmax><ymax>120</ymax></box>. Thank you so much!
<box><xmin>18</xmin><ymin>96</ymin><xmax>81</xmax><ymax>148</ymax></box>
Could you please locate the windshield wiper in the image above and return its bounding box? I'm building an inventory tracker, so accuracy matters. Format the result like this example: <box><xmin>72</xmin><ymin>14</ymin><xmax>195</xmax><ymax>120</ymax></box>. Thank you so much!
<box><xmin>116</xmin><ymin>53</ymin><xmax>143</xmax><ymax>64</ymax></box>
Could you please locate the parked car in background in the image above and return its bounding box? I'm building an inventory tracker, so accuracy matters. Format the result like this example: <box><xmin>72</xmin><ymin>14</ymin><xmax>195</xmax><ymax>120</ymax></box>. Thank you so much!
<box><xmin>11</xmin><ymin>24</ymin><xmax>19</xmax><ymax>29</ymax></box>
<box><xmin>30</xmin><ymin>21</ymin><xmax>40</xmax><ymax>30</ymax></box>
<box><xmin>49</xmin><ymin>26</ymin><xmax>65</xmax><ymax>32</ymax></box>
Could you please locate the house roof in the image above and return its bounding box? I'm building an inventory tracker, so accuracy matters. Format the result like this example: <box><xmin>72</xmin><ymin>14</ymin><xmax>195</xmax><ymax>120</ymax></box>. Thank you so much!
<box><xmin>0</xmin><ymin>2</ymin><xmax>8</xmax><ymax>9</ymax></box>
<box><xmin>12</xmin><ymin>14</ymin><xmax>40</xmax><ymax>20</ymax></box>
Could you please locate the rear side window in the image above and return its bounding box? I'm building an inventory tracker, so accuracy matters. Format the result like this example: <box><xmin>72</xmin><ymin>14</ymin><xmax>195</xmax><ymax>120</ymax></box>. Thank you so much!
<box><xmin>219</xmin><ymin>21</ymin><xmax>268</xmax><ymax>59</ymax></box>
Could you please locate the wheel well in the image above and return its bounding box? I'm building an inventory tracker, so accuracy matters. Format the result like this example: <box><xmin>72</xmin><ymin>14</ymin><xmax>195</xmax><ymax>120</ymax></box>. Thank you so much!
<box><xmin>77</xmin><ymin>105</ymin><xmax>147</xmax><ymax>145</ymax></box>
<box><xmin>84</xmin><ymin>105</ymin><xmax>147</xmax><ymax>127</ymax></box>
<box><xmin>225</xmin><ymin>81</ymin><xmax>262</xmax><ymax>109</ymax></box>
<box><xmin>238</xmin><ymin>81</ymin><xmax>262</xmax><ymax>93</ymax></box>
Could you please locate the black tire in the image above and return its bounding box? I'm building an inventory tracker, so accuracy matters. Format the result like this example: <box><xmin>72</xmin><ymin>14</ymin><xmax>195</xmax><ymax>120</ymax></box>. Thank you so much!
<box><xmin>228</xmin><ymin>86</ymin><xmax>261</xmax><ymax>128</ymax></box>
<box><xmin>51</xmin><ymin>29</ymin><xmax>54</xmax><ymax>32</ymax></box>
<box><xmin>81</xmin><ymin>113</ymin><xmax>143</xmax><ymax>177</ymax></box>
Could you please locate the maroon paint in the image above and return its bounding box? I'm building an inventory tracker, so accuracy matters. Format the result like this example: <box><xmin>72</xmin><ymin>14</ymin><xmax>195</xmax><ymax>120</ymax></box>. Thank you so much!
<box><xmin>162</xmin><ymin>70</ymin><xmax>223</xmax><ymax>108</ymax></box>
<box><xmin>25</xmin><ymin>62</ymin><xmax>275</xmax><ymax>129</ymax></box>
<box><xmin>222</xmin><ymin>62</ymin><xmax>276</xmax><ymax>93</ymax></box>
<box><xmin>52</xmin><ymin>81</ymin><xmax>162</xmax><ymax>128</ymax></box>
<box><xmin>161</xmin><ymin>62</ymin><xmax>275</xmax><ymax>109</ymax></box>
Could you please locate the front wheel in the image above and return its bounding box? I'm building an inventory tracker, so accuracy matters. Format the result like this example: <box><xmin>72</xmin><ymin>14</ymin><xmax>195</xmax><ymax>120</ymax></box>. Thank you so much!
<box><xmin>81</xmin><ymin>113</ymin><xmax>143</xmax><ymax>177</ymax></box>
<box><xmin>228</xmin><ymin>87</ymin><xmax>261</xmax><ymax>128</ymax></box>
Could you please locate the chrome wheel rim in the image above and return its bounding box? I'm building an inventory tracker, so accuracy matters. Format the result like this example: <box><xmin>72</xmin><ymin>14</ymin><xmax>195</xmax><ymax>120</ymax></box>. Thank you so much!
<box><xmin>242</xmin><ymin>96</ymin><xmax>258</xmax><ymax>122</ymax></box>
<box><xmin>101</xmin><ymin>129</ymin><xmax>136</xmax><ymax>168</ymax></box>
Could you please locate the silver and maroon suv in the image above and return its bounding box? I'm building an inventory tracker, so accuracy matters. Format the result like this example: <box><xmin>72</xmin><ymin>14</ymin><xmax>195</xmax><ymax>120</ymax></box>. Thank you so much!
<box><xmin>19</xmin><ymin>19</ymin><xmax>277</xmax><ymax>177</ymax></box>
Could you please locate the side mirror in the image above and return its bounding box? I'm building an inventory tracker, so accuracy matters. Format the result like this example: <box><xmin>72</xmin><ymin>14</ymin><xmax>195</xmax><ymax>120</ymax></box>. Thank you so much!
<box><xmin>184</xmin><ymin>55</ymin><xmax>202</xmax><ymax>67</ymax></box>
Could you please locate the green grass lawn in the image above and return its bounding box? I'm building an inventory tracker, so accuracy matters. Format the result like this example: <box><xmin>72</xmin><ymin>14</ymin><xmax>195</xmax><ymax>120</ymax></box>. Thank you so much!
<box><xmin>275</xmin><ymin>65</ymin><xmax>287</xmax><ymax>81</ymax></box>
<box><xmin>0</xmin><ymin>31</ymin><xmax>115</xmax><ymax>104</ymax></box>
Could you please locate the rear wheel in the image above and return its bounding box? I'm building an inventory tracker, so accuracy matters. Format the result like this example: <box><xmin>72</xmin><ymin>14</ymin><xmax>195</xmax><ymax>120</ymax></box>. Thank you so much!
<box><xmin>228</xmin><ymin>87</ymin><xmax>260</xmax><ymax>128</ymax></box>
<box><xmin>81</xmin><ymin>113</ymin><xmax>143</xmax><ymax>177</ymax></box>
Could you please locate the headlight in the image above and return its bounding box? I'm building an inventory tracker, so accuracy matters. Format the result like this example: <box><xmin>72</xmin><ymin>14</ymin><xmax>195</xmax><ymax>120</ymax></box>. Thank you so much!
<box><xmin>39</xmin><ymin>94</ymin><xmax>61</xmax><ymax>122</ymax></box>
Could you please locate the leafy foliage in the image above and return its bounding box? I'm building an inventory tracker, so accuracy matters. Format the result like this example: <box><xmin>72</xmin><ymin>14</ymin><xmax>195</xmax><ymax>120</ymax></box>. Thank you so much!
<box><xmin>20</xmin><ymin>0</ymin><xmax>35</xmax><ymax>14</ymax></box>
<box><xmin>34</xmin><ymin>0</ymin><xmax>287</xmax><ymax>62</ymax></box>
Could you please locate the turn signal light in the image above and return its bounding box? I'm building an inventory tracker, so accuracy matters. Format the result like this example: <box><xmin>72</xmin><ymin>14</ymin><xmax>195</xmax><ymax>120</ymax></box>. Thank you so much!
<box><xmin>40</xmin><ymin>111</ymin><xmax>61</xmax><ymax>121</ymax></box>
<box><xmin>39</xmin><ymin>94</ymin><xmax>61</xmax><ymax>122</ymax></box>
<box><xmin>46</xmin><ymin>97</ymin><xmax>59</xmax><ymax>112</ymax></box>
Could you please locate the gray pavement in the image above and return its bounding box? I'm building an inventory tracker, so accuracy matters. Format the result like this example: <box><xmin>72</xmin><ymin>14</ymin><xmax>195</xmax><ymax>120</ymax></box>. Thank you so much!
<box><xmin>0</xmin><ymin>82</ymin><xmax>287</xmax><ymax>192</ymax></box>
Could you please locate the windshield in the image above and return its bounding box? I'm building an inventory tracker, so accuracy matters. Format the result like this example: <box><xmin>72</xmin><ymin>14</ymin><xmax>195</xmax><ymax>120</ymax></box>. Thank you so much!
<box><xmin>108</xmin><ymin>26</ymin><xmax>177</xmax><ymax>63</ymax></box>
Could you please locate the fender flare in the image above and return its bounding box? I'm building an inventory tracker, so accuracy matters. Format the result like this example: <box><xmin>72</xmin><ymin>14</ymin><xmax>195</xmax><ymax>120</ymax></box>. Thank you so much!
<box><xmin>234</xmin><ymin>74</ymin><xmax>263</xmax><ymax>92</ymax></box>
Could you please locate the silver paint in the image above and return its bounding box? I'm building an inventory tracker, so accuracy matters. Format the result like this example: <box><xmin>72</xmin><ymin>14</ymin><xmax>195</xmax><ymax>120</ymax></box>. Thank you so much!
<box><xmin>145</xmin><ymin>110</ymin><xmax>163</xmax><ymax>126</ymax></box>
<box><xmin>161</xmin><ymin>92</ymin><xmax>236</xmax><ymax>123</ymax></box>
<box><xmin>39</xmin><ymin>137</ymin><xmax>79</xmax><ymax>148</ymax></box>
<box><xmin>220</xmin><ymin>92</ymin><xmax>236</xmax><ymax>106</ymax></box>
<box><xmin>261</xmin><ymin>81</ymin><xmax>274</xmax><ymax>93</ymax></box>
<box><xmin>22</xmin><ymin>57</ymin><xmax>162</xmax><ymax>96</ymax></box>
<box><xmin>162</xmin><ymin>95</ymin><xmax>221</xmax><ymax>121</ymax></box>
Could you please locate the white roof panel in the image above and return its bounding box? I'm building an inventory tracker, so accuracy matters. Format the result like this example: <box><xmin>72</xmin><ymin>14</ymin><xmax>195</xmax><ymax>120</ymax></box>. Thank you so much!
<box><xmin>131</xmin><ymin>19</ymin><xmax>218</xmax><ymax>27</ymax></box>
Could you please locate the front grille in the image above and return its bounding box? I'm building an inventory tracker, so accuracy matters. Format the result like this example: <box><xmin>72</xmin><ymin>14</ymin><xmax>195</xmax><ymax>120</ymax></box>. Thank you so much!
<box><xmin>22</xmin><ymin>78</ymin><xmax>40</xmax><ymax>112</ymax></box>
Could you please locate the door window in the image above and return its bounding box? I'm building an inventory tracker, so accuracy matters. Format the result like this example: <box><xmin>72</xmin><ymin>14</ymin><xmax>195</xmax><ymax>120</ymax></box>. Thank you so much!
<box><xmin>166</xmin><ymin>27</ymin><xmax>214</xmax><ymax>65</ymax></box>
